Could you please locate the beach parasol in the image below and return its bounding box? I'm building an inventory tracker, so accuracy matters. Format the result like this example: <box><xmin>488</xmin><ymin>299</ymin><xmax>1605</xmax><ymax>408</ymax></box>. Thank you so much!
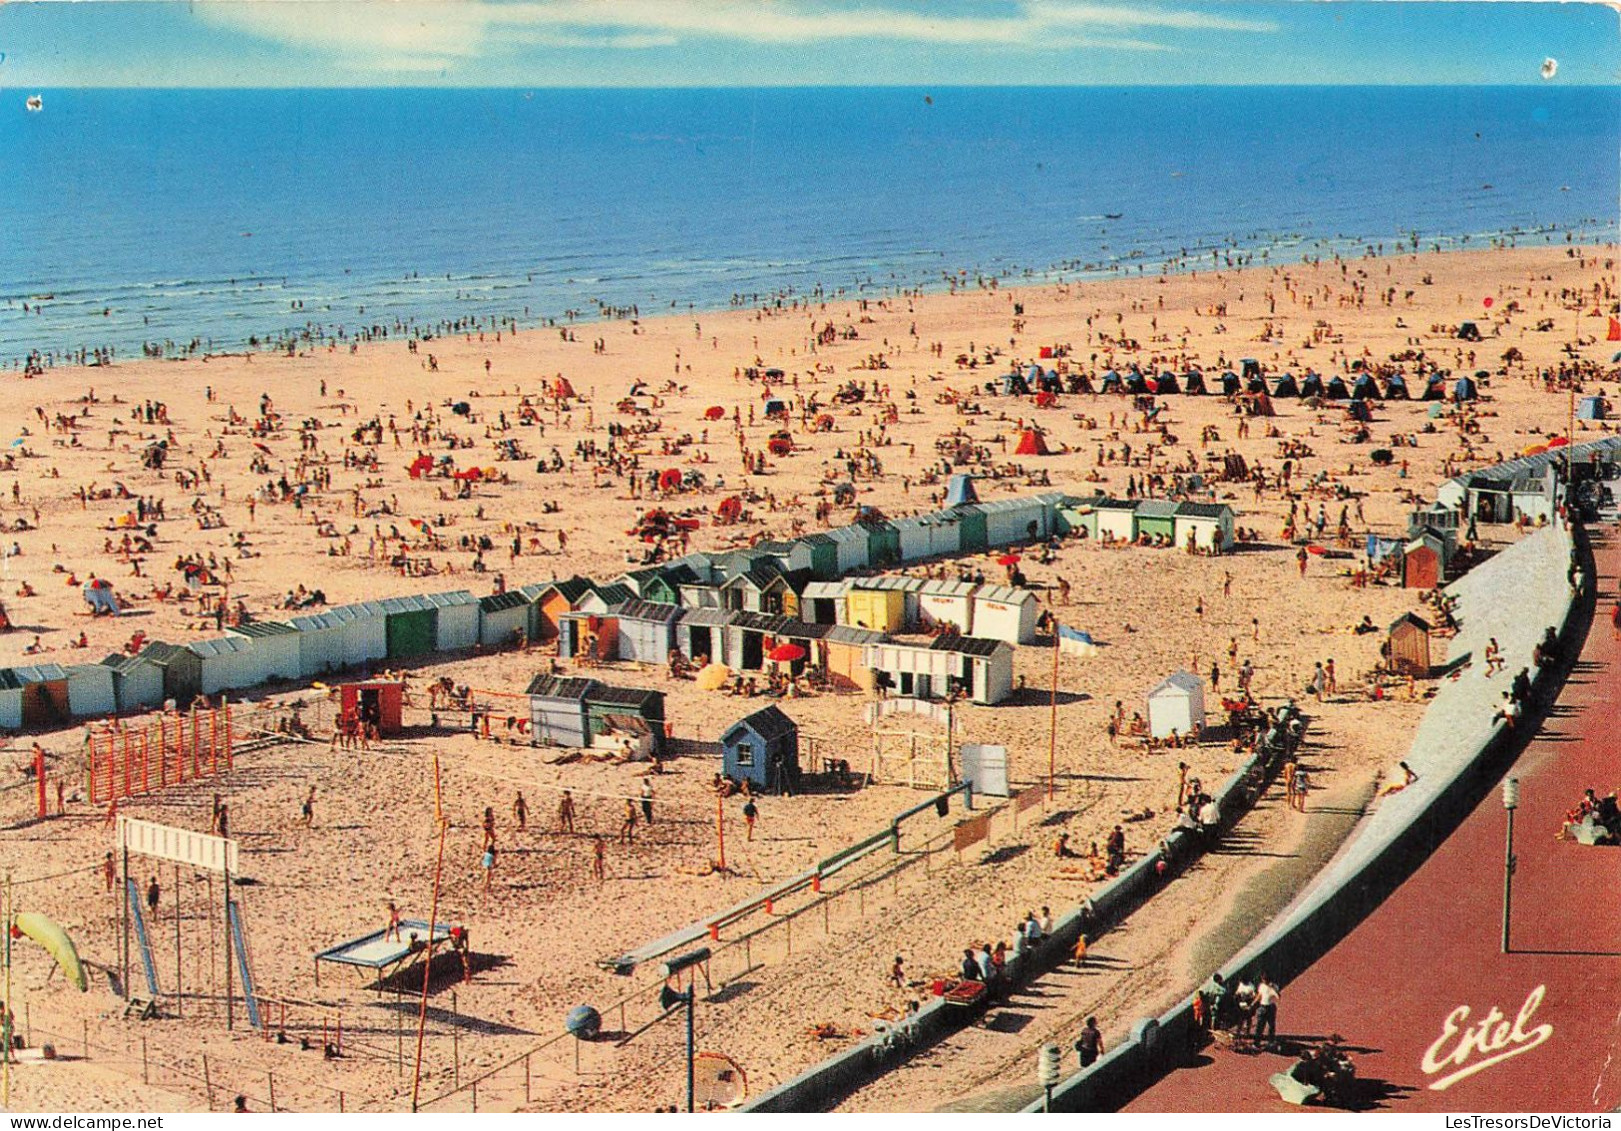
<box><xmin>1306</xmin><ymin>544</ymin><xmax>1327</xmax><ymax>556</ymax></box>
<box><xmin>1547</xmin><ymin>436</ymin><xmax>1570</xmax><ymax>448</ymax></box>
<box><xmin>12</xmin><ymin>912</ymin><xmax>88</xmax><ymax>992</ymax></box>
<box><xmin>767</xmin><ymin>643</ymin><xmax>806</xmax><ymax>663</ymax></box>
<box><xmin>997</xmin><ymin>554</ymin><xmax>1021</xmax><ymax>567</ymax></box>
<box><xmin>695</xmin><ymin>664</ymin><xmax>731</xmax><ymax>691</ymax></box>
<box><xmin>1522</xmin><ymin>443</ymin><xmax>1549</xmax><ymax>457</ymax></box>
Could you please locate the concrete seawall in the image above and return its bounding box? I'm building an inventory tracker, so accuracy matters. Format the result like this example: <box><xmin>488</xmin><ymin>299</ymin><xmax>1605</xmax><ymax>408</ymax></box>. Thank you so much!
<box><xmin>1029</xmin><ymin>522</ymin><xmax>1584</xmax><ymax>1113</ymax></box>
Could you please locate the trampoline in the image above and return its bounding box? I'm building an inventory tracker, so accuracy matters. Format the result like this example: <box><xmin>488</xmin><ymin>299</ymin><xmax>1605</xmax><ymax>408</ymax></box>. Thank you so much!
<box><xmin>315</xmin><ymin>919</ymin><xmax>452</xmax><ymax>987</ymax></box>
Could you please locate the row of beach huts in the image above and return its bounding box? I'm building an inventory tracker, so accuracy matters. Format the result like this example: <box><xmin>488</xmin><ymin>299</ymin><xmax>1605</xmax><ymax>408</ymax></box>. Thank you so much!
<box><xmin>0</xmin><ymin>486</ymin><xmax>1238</xmax><ymax>729</ymax></box>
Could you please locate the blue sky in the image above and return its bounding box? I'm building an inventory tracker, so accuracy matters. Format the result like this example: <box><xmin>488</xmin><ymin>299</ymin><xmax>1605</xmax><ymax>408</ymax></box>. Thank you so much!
<box><xmin>0</xmin><ymin>1</ymin><xmax>1615</xmax><ymax>87</ymax></box>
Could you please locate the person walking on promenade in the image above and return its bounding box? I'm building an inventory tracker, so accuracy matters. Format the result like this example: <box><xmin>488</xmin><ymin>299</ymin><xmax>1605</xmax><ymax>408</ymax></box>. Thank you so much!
<box><xmin>1254</xmin><ymin>974</ymin><xmax>1280</xmax><ymax>1048</ymax></box>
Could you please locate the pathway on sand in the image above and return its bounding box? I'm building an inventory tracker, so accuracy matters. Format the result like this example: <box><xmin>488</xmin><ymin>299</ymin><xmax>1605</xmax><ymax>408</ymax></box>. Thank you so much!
<box><xmin>1126</xmin><ymin>525</ymin><xmax>1621</xmax><ymax>1113</ymax></box>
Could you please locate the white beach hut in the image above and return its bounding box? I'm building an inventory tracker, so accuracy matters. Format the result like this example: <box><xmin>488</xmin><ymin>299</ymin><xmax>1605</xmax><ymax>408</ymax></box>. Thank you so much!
<box><xmin>65</xmin><ymin>663</ymin><xmax>118</xmax><ymax>719</ymax></box>
<box><xmin>228</xmin><ymin>621</ymin><xmax>302</xmax><ymax>682</ymax></box>
<box><xmin>426</xmin><ymin>589</ymin><xmax>480</xmax><ymax>651</ymax></box>
<box><xmin>1093</xmin><ymin>498</ymin><xmax>1139</xmax><ymax>542</ymax></box>
<box><xmin>328</xmin><ymin>601</ymin><xmax>389</xmax><ymax>667</ymax></box>
<box><xmin>189</xmin><ymin>636</ymin><xmax>260</xmax><ymax>695</ymax></box>
<box><xmin>1147</xmin><ymin>671</ymin><xmax>1206</xmax><ymax>739</ymax></box>
<box><xmin>968</xmin><ymin>584</ymin><xmax>1039</xmax><ymax>644</ymax></box>
<box><xmin>916</xmin><ymin>579</ymin><xmax>978</xmax><ymax>635</ymax></box>
<box><xmin>478</xmin><ymin>590</ymin><xmax>532</xmax><ymax>647</ymax></box>
<box><xmin>99</xmin><ymin>652</ymin><xmax>166</xmax><ymax>713</ymax></box>
<box><xmin>289</xmin><ymin>611</ymin><xmax>347</xmax><ymax>677</ymax></box>
<box><xmin>825</xmin><ymin>525</ymin><xmax>871</xmax><ymax>574</ymax></box>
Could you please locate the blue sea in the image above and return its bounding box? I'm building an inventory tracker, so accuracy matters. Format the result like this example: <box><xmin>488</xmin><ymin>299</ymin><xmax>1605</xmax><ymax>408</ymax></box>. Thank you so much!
<box><xmin>1</xmin><ymin>86</ymin><xmax>1616</xmax><ymax>364</ymax></box>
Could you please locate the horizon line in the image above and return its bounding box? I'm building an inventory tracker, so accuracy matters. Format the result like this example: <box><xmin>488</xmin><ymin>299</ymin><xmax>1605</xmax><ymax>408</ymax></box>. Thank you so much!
<box><xmin>14</xmin><ymin>81</ymin><xmax>1621</xmax><ymax>90</ymax></box>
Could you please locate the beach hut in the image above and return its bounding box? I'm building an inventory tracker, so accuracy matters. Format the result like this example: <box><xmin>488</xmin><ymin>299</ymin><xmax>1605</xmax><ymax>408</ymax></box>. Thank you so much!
<box><xmin>799</xmin><ymin>580</ymin><xmax>849</xmax><ymax>625</ymax></box>
<box><xmin>1093</xmin><ymin>498</ymin><xmax>1138</xmax><ymax>542</ymax></box>
<box><xmin>379</xmin><ymin>595</ymin><xmax>438</xmax><ymax>660</ymax></box>
<box><xmin>615</xmin><ymin>566</ymin><xmax>667</xmax><ymax>602</ymax></box>
<box><xmin>857</xmin><ymin>519</ymin><xmax>902</xmax><ymax>570</ymax></box>
<box><xmin>99</xmin><ymin>652</ymin><xmax>165</xmax><ymax>713</ymax></box>
<box><xmin>65</xmin><ymin>663</ymin><xmax>116</xmax><ymax>720</ymax></box>
<box><xmin>978</xmin><ymin>496</ymin><xmax>1053</xmax><ymax>548</ymax></box>
<box><xmin>1055</xmin><ymin>496</ymin><xmax>1104</xmax><ymax>538</ymax></box>
<box><xmin>1271</xmin><ymin>373</ymin><xmax>1300</xmax><ymax>398</ymax></box>
<box><xmin>1014</xmin><ymin>429</ymin><xmax>1050</xmax><ymax>456</ymax></box>
<box><xmin>954</xmin><ymin>505</ymin><xmax>990</xmax><ymax>553</ymax></box>
<box><xmin>477</xmin><ymin>590</ymin><xmax>531</xmax><ymax>647</ymax></box>
<box><xmin>9</xmin><ymin>664</ymin><xmax>70</xmax><ymax>727</ymax></box>
<box><xmin>328</xmin><ymin>601</ymin><xmax>389</xmax><ymax>666</ymax></box>
<box><xmin>1577</xmin><ymin>395</ymin><xmax>1608</xmax><ymax>421</ymax></box>
<box><xmin>1384</xmin><ymin>373</ymin><xmax>1411</xmax><ymax>399</ymax></box>
<box><xmin>1386</xmin><ymin>613</ymin><xmax>1432</xmax><ymax>677</ymax></box>
<box><xmin>1131</xmin><ymin>499</ymin><xmax>1179</xmax><ymax>542</ymax></box>
<box><xmin>526</xmin><ymin>675</ymin><xmax>598</xmax><ymax>748</ymax></box>
<box><xmin>533</xmin><ymin>577</ymin><xmax>596</xmax><ymax>640</ymax></box>
<box><xmin>726</xmin><ymin>612</ymin><xmax>795</xmax><ymax>671</ymax></box>
<box><xmin>845</xmin><ymin>584</ymin><xmax>908</xmax><ymax>634</ymax></box>
<box><xmin>721</xmin><ymin>705</ymin><xmax>800</xmax><ymax>794</ymax></box>
<box><xmin>895</xmin><ymin>511</ymin><xmax>962</xmax><ymax>562</ymax></box>
<box><xmin>228</xmin><ymin>621</ymin><xmax>302</xmax><ymax>682</ymax></box>
<box><xmin>584</xmin><ymin>685</ymin><xmax>666</xmax><ymax>754</ymax></box>
<box><xmin>140</xmin><ymin>642</ymin><xmax>203</xmax><ymax>707</ymax></box>
<box><xmin>1147</xmin><ymin>671</ymin><xmax>1205</xmax><ymax>740</ymax></box>
<box><xmin>721</xmin><ymin>564</ymin><xmax>792</xmax><ymax>615</ymax></box>
<box><xmin>674</xmin><ymin>607</ymin><xmax>733</xmax><ymax>668</ymax></box>
<box><xmin>825</xmin><ymin>525</ymin><xmax>871</xmax><ymax>574</ymax></box>
<box><xmin>929</xmin><ymin>636</ymin><xmax>1014</xmax><ymax>705</ymax></box>
<box><xmin>288</xmin><ymin>611</ymin><xmax>347</xmax><ymax>677</ymax></box>
<box><xmin>819</xmin><ymin>625</ymin><xmax>881</xmax><ymax>691</ymax></box>
<box><xmin>611</xmin><ymin>600</ymin><xmax>683</xmax><ymax>664</ymax></box>
<box><xmin>556</xmin><ymin>610</ymin><xmax>618</xmax><ymax>663</ymax></box>
<box><xmin>339</xmin><ymin>680</ymin><xmax>404</xmax><ymax>736</ymax></box>
<box><xmin>0</xmin><ymin>670</ymin><xmax>22</xmax><ymax>730</ymax></box>
<box><xmin>425</xmin><ymin>590</ymin><xmax>479</xmax><ymax>651</ymax></box>
<box><xmin>944</xmin><ymin>474</ymin><xmax>979</xmax><ymax>507</ymax></box>
<box><xmin>969</xmin><ymin>584</ymin><xmax>1037</xmax><ymax>644</ymax></box>
<box><xmin>1453</xmin><ymin>375</ymin><xmax>1479</xmax><ymax>403</ymax></box>
<box><xmin>1174</xmin><ymin>502</ymin><xmax>1236</xmax><ymax>554</ymax></box>
<box><xmin>579</xmin><ymin>583</ymin><xmax>634</xmax><ymax>617</ymax></box>
<box><xmin>917</xmin><ymin>579</ymin><xmax>977</xmax><ymax>635</ymax></box>
<box><xmin>1402</xmin><ymin>533</ymin><xmax>1445</xmax><ymax>589</ymax></box>
<box><xmin>783</xmin><ymin>533</ymin><xmax>840</xmax><ymax>581</ymax></box>
<box><xmin>189</xmin><ymin>636</ymin><xmax>260</xmax><ymax>695</ymax></box>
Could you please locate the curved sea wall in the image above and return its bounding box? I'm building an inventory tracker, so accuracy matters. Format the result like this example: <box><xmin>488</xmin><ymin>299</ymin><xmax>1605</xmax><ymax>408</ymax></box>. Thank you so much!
<box><xmin>1030</xmin><ymin>519</ymin><xmax>1585</xmax><ymax>1112</ymax></box>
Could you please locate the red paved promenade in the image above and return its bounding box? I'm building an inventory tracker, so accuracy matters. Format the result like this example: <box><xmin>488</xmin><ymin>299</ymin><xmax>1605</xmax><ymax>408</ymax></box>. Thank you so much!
<box><xmin>1128</xmin><ymin>527</ymin><xmax>1621</xmax><ymax>1112</ymax></box>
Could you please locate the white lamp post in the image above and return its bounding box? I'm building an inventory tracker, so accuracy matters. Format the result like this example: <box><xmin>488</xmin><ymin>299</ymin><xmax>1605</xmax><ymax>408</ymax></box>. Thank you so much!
<box><xmin>1502</xmin><ymin>777</ymin><xmax>1519</xmax><ymax>954</ymax></box>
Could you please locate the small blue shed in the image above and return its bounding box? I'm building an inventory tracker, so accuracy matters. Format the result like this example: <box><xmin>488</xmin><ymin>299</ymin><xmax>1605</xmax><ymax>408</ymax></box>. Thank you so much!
<box><xmin>720</xmin><ymin>705</ymin><xmax>800</xmax><ymax>794</ymax></box>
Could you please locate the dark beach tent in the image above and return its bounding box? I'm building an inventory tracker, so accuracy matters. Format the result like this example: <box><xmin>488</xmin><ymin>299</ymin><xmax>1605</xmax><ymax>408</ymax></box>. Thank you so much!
<box><xmin>1422</xmin><ymin>375</ymin><xmax>1448</xmax><ymax>401</ymax></box>
<box><xmin>1351</xmin><ymin>374</ymin><xmax>1382</xmax><ymax>400</ymax></box>
<box><xmin>1002</xmin><ymin>370</ymin><xmax>1032</xmax><ymax>395</ymax></box>
<box><xmin>1384</xmin><ymin>373</ymin><xmax>1411</xmax><ymax>399</ymax></box>
<box><xmin>1299</xmin><ymin>372</ymin><xmax>1325</xmax><ymax>399</ymax></box>
<box><xmin>1070</xmin><ymin>372</ymin><xmax>1095</xmax><ymax>394</ymax></box>
<box><xmin>1123</xmin><ymin>370</ymin><xmax>1149</xmax><ymax>394</ymax></box>
<box><xmin>1241</xmin><ymin>359</ymin><xmax>1263</xmax><ymax>381</ymax></box>
<box><xmin>1453</xmin><ymin>375</ymin><xmax>1479</xmax><ymax>403</ymax></box>
<box><xmin>1219</xmin><ymin>371</ymin><xmax>1241</xmax><ymax>396</ymax></box>
<box><xmin>1154</xmin><ymin>371</ymin><xmax>1181</xmax><ymax>394</ymax></box>
<box><xmin>1324</xmin><ymin>375</ymin><xmax>1350</xmax><ymax>400</ymax></box>
<box><xmin>1457</xmin><ymin>321</ymin><xmax>1482</xmax><ymax>342</ymax></box>
<box><xmin>1246</xmin><ymin>373</ymin><xmax>1268</xmax><ymax>395</ymax></box>
<box><xmin>1100</xmin><ymin>370</ymin><xmax>1123</xmax><ymax>393</ymax></box>
<box><xmin>1037</xmin><ymin>370</ymin><xmax>1062</xmax><ymax>394</ymax></box>
<box><xmin>1271</xmin><ymin>373</ymin><xmax>1300</xmax><ymax>398</ymax></box>
<box><xmin>1182</xmin><ymin>370</ymin><xmax>1206</xmax><ymax>395</ymax></box>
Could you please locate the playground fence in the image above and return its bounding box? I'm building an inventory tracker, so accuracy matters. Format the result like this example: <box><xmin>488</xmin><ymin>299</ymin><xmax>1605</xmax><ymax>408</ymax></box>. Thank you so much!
<box><xmin>84</xmin><ymin>707</ymin><xmax>235</xmax><ymax>805</ymax></box>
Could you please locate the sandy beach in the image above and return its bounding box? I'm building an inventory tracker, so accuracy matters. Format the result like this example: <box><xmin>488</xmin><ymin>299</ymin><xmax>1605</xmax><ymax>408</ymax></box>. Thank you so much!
<box><xmin>0</xmin><ymin>242</ymin><xmax>1614</xmax><ymax>1113</ymax></box>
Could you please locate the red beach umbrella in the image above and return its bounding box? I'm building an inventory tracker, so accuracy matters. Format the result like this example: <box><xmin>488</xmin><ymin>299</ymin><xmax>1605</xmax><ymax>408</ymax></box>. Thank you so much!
<box><xmin>704</xmin><ymin>406</ymin><xmax>725</xmax><ymax>421</ymax></box>
<box><xmin>768</xmin><ymin>643</ymin><xmax>806</xmax><ymax>663</ymax></box>
<box><xmin>997</xmin><ymin>554</ymin><xmax>1022</xmax><ymax>567</ymax></box>
<box><xmin>1546</xmin><ymin>435</ymin><xmax>1570</xmax><ymax>448</ymax></box>
<box><xmin>1306</xmin><ymin>544</ymin><xmax>1327</xmax><ymax>556</ymax></box>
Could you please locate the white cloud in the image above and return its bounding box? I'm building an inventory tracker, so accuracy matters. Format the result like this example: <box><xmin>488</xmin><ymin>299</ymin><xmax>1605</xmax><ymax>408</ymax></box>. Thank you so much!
<box><xmin>194</xmin><ymin>0</ymin><xmax>1273</xmax><ymax>72</ymax></box>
